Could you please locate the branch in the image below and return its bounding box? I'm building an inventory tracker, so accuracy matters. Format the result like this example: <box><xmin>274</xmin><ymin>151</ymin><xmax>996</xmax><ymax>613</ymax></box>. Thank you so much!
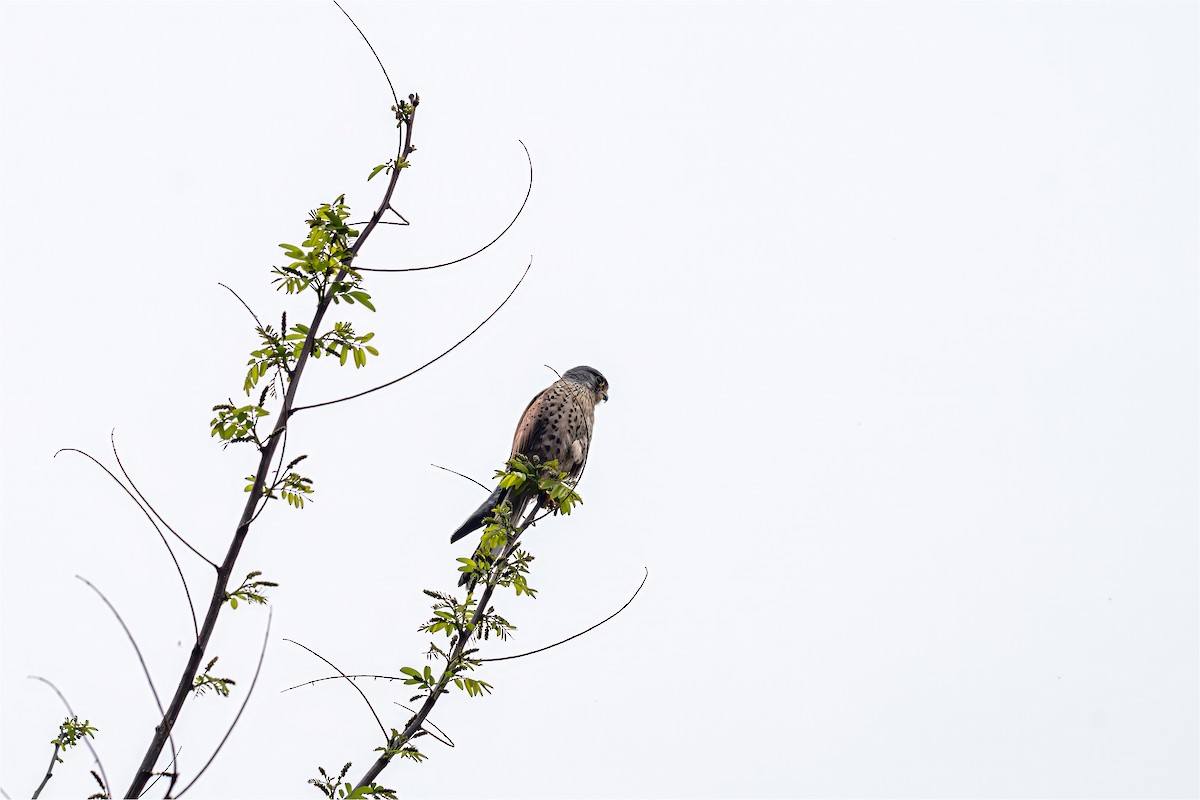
<box><xmin>284</xmin><ymin>568</ymin><xmax>645</xmax><ymax>694</ymax></box>
<box><xmin>75</xmin><ymin>576</ymin><xmax>178</xmax><ymax>791</ymax></box>
<box><xmin>284</xmin><ymin>638</ymin><xmax>389</xmax><ymax>741</ymax></box>
<box><xmin>282</xmin><ymin>673</ymin><xmax>406</xmax><ymax>693</ymax></box>
<box><xmin>175</xmin><ymin>610</ymin><xmax>272</xmax><ymax>798</ymax></box>
<box><xmin>139</xmin><ymin>746</ymin><xmax>180</xmax><ymax>799</ymax></box>
<box><xmin>430</xmin><ymin>463</ymin><xmax>489</xmax><ymax>492</ymax></box>
<box><xmin>55</xmin><ymin>448</ymin><xmax>203</xmax><ymax>637</ymax></box>
<box><xmin>123</xmin><ymin>69</ymin><xmax>419</xmax><ymax>800</ymax></box>
<box><xmin>353</xmin><ymin>514</ymin><xmax>537</xmax><ymax>789</ymax></box>
<box><xmin>480</xmin><ymin>568</ymin><xmax>647</xmax><ymax>662</ymax></box>
<box><xmin>331</xmin><ymin>0</ymin><xmax>398</xmax><ymax>108</ymax></box>
<box><xmin>31</xmin><ymin>743</ymin><xmax>60</xmax><ymax>800</ymax></box>
<box><xmin>356</xmin><ymin>141</ymin><xmax>533</xmax><ymax>273</ymax></box>
<box><xmin>28</xmin><ymin>676</ymin><xmax>110</xmax><ymax>800</ymax></box>
<box><xmin>292</xmin><ymin>258</ymin><xmax>531</xmax><ymax>414</ymax></box>
<box><xmin>110</xmin><ymin>430</ymin><xmax>216</xmax><ymax>572</ymax></box>
<box><xmin>392</xmin><ymin>703</ymin><xmax>454</xmax><ymax>749</ymax></box>
<box><xmin>216</xmin><ymin>282</ymin><xmax>262</xmax><ymax>328</ymax></box>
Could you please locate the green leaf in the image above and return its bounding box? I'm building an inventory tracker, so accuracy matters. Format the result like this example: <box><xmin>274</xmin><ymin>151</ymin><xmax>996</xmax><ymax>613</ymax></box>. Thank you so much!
<box><xmin>368</xmin><ymin>164</ymin><xmax>387</xmax><ymax>181</ymax></box>
<box><xmin>230</xmin><ymin>596</ymin><xmax>238</xmax><ymax>609</ymax></box>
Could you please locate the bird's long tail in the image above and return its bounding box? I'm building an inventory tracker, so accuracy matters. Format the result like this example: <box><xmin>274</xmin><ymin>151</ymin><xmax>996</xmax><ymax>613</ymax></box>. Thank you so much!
<box><xmin>449</xmin><ymin>485</ymin><xmax>506</xmax><ymax>544</ymax></box>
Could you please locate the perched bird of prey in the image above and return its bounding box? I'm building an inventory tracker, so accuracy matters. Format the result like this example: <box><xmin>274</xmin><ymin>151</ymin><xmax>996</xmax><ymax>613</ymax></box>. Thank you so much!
<box><xmin>450</xmin><ymin>366</ymin><xmax>609</xmax><ymax>555</ymax></box>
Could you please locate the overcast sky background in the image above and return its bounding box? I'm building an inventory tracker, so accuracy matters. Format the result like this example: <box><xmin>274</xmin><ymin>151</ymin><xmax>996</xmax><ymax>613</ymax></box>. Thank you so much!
<box><xmin>1</xmin><ymin>2</ymin><xmax>1197</xmax><ymax>798</ymax></box>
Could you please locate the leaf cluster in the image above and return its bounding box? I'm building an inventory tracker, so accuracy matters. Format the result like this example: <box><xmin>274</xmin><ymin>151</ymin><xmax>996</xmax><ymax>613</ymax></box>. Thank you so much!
<box><xmin>210</xmin><ymin>402</ymin><xmax>271</xmax><ymax>446</ymax></box>
<box><xmin>192</xmin><ymin>656</ymin><xmax>237</xmax><ymax>698</ymax></box>
<box><xmin>244</xmin><ymin>454</ymin><xmax>315</xmax><ymax>509</ymax></box>
<box><xmin>496</xmin><ymin>454</ymin><xmax>582</xmax><ymax>516</ymax></box>
<box><xmin>224</xmin><ymin>570</ymin><xmax>279</xmax><ymax>610</ymax></box>
<box><xmin>50</xmin><ymin>716</ymin><xmax>98</xmax><ymax>762</ymax></box>
<box><xmin>309</xmin><ymin>763</ymin><xmax>396</xmax><ymax>799</ymax></box>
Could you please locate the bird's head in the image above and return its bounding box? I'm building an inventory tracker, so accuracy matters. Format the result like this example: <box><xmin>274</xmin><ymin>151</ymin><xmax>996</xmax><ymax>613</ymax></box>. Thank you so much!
<box><xmin>563</xmin><ymin>365</ymin><xmax>609</xmax><ymax>403</ymax></box>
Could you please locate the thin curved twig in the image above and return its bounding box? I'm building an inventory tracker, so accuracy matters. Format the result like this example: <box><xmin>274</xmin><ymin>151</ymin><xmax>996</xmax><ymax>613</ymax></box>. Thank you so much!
<box><xmin>282</xmin><ymin>673</ymin><xmax>405</xmax><ymax>693</ymax></box>
<box><xmin>357</xmin><ymin>141</ymin><xmax>533</xmax><ymax>273</ymax></box>
<box><xmin>57</xmin><ymin>449</ymin><xmax>203</xmax><ymax>637</ymax></box>
<box><xmin>175</xmin><ymin>610</ymin><xmax>272</xmax><ymax>798</ymax></box>
<box><xmin>393</xmin><ymin>702</ymin><xmax>454</xmax><ymax>749</ymax></box>
<box><xmin>74</xmin><ymin>576</ymin><xmax>178</xmax><ymax>783</ymax></box>
<box><xmin>481</xmin><ymin>568</ymin><xmax>648</xmax><ymax>662</ymax></box>
<box><xmin>111</xmin><ymin>430</ymin><xmax>215</xmax><ymax>572</ymax></box>
<box><xmin>139</xmin><ymin>746</ymin><xmax>180</xmax><ymax>798</ymax></box>
<box><xmin>284</xmin><ymin>639</ymin><xmax>389</xmax><ymax>741</ymax></box>
<box><xmin>331</xmin><ymin>0</ymin><xmax>398</xmax><ymax>108</ymax></box>
<box><xmin>27</xmin><ymin>676</ymin><xmax>110</xmax><ymax>799</ymax></box>
<box><xmin>430</xmin><ymin>463</ymin><xmax>489</xmax><ymax>492</ymax></box>
<box><xmin>249</xmin><ymin>425</ymin><xmax>291</xmax><ymax>526</ymax></box>
<box><xmin>216</xmin><ymin>282</ymin><xmax>263</xmax><ymax>328</ymax></box>
<box><xmin>292</xmin><ymin>258</ymin><xmax>532</xmax><ymax>414</ymax></box>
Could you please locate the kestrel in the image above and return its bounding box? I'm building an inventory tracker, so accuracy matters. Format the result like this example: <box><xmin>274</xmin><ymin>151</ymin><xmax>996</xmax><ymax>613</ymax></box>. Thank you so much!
<box><xmin>450</xmin><ymin>366</ymin><xmax>609</xmax><ymax>556</ymax></box>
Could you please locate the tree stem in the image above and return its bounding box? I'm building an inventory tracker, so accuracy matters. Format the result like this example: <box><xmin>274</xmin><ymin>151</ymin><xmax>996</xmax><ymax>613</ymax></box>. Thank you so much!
<box><xmin>123</xmin><ymin>102</ymin><xmax>418</xmax><ymax>800</ymax></box>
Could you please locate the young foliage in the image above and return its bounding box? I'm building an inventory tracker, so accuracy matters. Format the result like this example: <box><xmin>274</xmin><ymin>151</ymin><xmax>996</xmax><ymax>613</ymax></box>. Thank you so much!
<box><xmin>349</xmin><ymin>459</ymin><xmax>583</xmax><ymax>786</ymax></box>
<box><xmin>310</xmin><ymin>763</ymin><xmax>396</xmax><ymax>799</ymax></box>
<box><xmin>245</xmin><ymin>454</ymin><xmax>316</xmax><ymax>509</ymax></box>
<box><xmin>50</xmin><ymin>716</ymin><xmax>98</xmax><ymax>762</ymax></box>
<box><xmin>224</xmin><ymin>570</ymin><xmax>279</xmax><ymax>610</ymax></box>
<box><xmin>192</xmin><ymin>657</ymin><xmax>237</xmax><ymax>698</ymax></box>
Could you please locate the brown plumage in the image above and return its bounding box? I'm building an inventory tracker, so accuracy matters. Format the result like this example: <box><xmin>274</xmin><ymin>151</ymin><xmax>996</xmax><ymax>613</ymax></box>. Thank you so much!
<box><xmin>449</xmin><ymin>366</ymin><xmax>609</xmax><ymax>550</ymax></box>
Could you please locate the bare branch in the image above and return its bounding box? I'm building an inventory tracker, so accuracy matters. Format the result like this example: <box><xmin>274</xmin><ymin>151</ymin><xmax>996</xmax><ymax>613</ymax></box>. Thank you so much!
<box><xmin>357</xmin><ymin>141</ymin><xmax>533</xmax><ymax>273</ymax></box>
<box><xmin>216</xmin><ymin>282</ymin><xmax>262</xmax><ymax>328</ymax></box>
<box><xmin>284</xmin><ymin>639</ymin><xmax>389</xmax><ymax>741</ymax></box>
<box><xmin>430</xmin><ymin>463</ymin><xmax>489</xmax><ymax>492</ymax></box>
<box><xmin>282</xmin><ymin>673</ymin><xmax>406</xmax><ymax>693</ymax></box>
<box><xmin>55</xmin><ymin>449</ymin><xmax>202</xmax><ymax>638</ymax></box>
<box><xmin>481</xmin><ymin>568</ymin><xmax>648</xmax><ymax>662</ymax></box>
<box><xmin>292</xmin><ymin>258</ymin><xmax>532</xmax><ymax>414</ymax></box>
<box><xmin>392</xmin><ymin>703</ymin><xmax>454</xmax><ymax>749</ymax></box>
<box><xmin>110</xmin><ymin>430</ymin><xmax>216</xmax><ymax>571</ymax></box>
<box><xmin>175</xmin><ymin>611</ymin><xmax>272</xmax><ymax>798</ymax></box>
<box><xmin>74</xmin><ymin>576</ymin><xmax>178</xmax><ymax>786</ymax></box>
<box><xmin>331</xmin><ymin>0</ymin><xmax>398</xmax><ymax>109</ymax></box>
<box><xmin>27</xmin><ymin>676</ymin><xmax>110</xmax><ymax>799</ymax></box>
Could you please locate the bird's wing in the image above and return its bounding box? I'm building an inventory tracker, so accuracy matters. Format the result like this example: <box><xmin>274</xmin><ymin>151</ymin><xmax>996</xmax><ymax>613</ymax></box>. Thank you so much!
<box><xmin>510</xmin><ymin>382</ymin><xmax>556</xmax><ymax>460</ymax></box>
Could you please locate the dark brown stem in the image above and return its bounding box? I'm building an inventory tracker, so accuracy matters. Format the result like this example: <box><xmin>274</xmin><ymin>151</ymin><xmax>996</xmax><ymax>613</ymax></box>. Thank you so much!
<box><xmin>175</xmin><ymin>610</ymin><xmax>272</xmax><ymax>798</ymax></box>
<box><xmin>123</xmin><ymin>99</ymin><xmax>419</xmax><ymax>800</ymax></box>
<box><xmin>353</xmin><ymin>516</ymin><xmax>533</xmax><ymax>789</ymax></box>
<box><xmin>31</xmin><ymin>743</ymin><xmax>60</xmax><ymax>799</ymax></box>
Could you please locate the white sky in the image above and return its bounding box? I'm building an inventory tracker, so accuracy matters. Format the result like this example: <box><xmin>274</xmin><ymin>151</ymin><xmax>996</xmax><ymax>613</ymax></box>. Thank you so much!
<box><xmin>1</xmin><ymin>2</ymin><xmax>1197</xmax><ymax>798</ymax></box>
